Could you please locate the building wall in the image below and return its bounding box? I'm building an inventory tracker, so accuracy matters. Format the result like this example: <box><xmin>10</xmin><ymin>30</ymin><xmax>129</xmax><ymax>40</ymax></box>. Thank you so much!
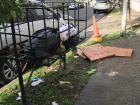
<box><xmin>131</xmin><ymin>0</ymin><xmax>140</xmax><ymax>12</ymax></box>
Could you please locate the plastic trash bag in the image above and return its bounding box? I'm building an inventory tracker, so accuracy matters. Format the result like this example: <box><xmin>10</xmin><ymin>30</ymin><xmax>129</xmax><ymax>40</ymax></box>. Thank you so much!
<box><xmin>59</xmin><ymin>24</ymin><xmax>77</xmax><ymax>41</ymax></box>
<box><xmin>25</xmin><ymin>27</ymin><xmax>60</xmax><ymax>58</ymax></box>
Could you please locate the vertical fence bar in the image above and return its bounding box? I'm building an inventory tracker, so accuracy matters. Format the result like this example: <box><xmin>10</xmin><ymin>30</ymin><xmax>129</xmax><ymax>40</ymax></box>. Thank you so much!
<box><xmin>56</xmin><ymin>8</ymin><xmax>62</xmax><ymax>68</ymax></box>
<box><xmin>11</xmin><ymin>19</ymin><xmax>27</xmax><ymax>105</ymax></box>
<box><xmin>42</xmin><ymin>7</ymin><xmax>49</xmax><ymax>65</ymax></box>
<box><xmin>52</xmin><ymin>2</ymin><xmax>55</xmax><ymax>29</ymax></box>
<box><xmin>85</xmin><ymin>3</ymin><xmax>88</xmax><ymax>38</ymax></box>
<box><xmin>77</xmin><ymin>3</ymin><xmax>80</xmax><ymax>41</ymax></box>
<box><xmin>74</xmin><ymin>2</ymin><xmax>76</xmax><ymax>26</ymax></box>
<box><xmin>0</xmin><ymin>29</ymin><xmax>3</xmax><ymax>49</ymax></box>
<box><xmin>26</xmin><ymin>8</ymin><xmax>33</xmax><ymax>57</ymax></box>
<box><xmin>62</xmin><ymin>2</ymin><xmax>65</xmax><ymax>19</ymax></box>
<box><xmin>67</xmin><ymin>3</ymin><xmax>70</xmax><ymax>39</ymax></box>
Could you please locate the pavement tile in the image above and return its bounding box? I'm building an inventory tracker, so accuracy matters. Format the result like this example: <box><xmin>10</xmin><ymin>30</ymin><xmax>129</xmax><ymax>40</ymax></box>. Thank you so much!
<box><xmin>82</xmin><ymin>44</ymin><xmax>114</xmax><ymax>61</ymax></box>
<box><xmin>105</xmin><ymin>46</ymin><xmax>133</xmax><ymax>57</ymax></box>
<box><xmin>78</xmin><ymin>44</ymin><xmax>133</xmax><ymax>61</ymax></box>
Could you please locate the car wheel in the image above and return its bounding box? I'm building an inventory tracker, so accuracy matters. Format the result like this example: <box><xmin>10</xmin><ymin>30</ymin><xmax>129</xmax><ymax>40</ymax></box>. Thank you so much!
<box><xmin>0</xmin><ymin>59</ymin><xmax>18</xmax><ymax>83</ymax></box>
<box><xmin>105</xmin><ymin>10</ymin><xmax>109</xmax><ymax>14</ymax></box>
<box><xmin>94</xmin><ymin>10</ymin><xmax>97</xmax><ymax>13</ymax></box>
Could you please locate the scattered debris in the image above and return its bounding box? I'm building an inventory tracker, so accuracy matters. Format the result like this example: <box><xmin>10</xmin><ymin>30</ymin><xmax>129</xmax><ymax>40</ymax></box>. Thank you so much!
<box><xmin>108</xmin><ymin>71</ymin><xmax>119</xmax><ymax>77</ymax></box>
<box><xmin>77</xmin><ymin>44</ymin><xmax>133</xmax><ymax>61</ymax></box>
<box><xmin>74</xmin><ymin>55</ymin><xmax>79</xmax><ymax>58</ymax></box>
<box><xmin>31</xmin><ymin>77</ymin><xmax>42</xmax><ymax>81</ymax></box>
<box><xmin>23</xmin><ymin>81</ymin><xmax>27</xmax><ymax>85</ymax></box>
<box><xmin>87</xmin><ymin>69</ymin><xmax>96</xmax><ymax>75</ymax></box>
<box><xmin>31</xmin><ymin>78</ymin><xmax>44</xmax><ymax>87</ymax></box>
<box><xmin>59</xmin><ymin>81</ymin><xmax>71</xmax><ymax>85</ymax></box>
<box><xmin>16</xmin><ymin>92</ymin><xmax>21</xmax><ymax>101</ymax></box>
<box><xmin>82</xmin><ymin>68</ymin><xmax>86</xmax><ymax>70</ymax></box>
<box><xmin>52</xmin><ymin>101</ymin><xmax>59</xmax><ymax>105</ymax></box>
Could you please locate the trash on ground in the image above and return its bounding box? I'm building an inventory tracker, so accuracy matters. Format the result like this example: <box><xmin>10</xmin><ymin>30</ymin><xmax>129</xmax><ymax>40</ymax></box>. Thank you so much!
<box><xmin>77</xmin><ymin>44</ymin><xmax>133</xmax><ymax>61</ymax></box>
<box><xmin>59</xmin><ymin>81</ymin><xmax>71</xmax><ymax>85</ymax></box>
<box><xmin>52</xmin><ymin>101</ymin><xmax>59</xmax><ymax>105</ymax></box>
<box><xmin>108</xmin><ymin>71</ymin><xmax>119</xmax><ymax>77</ymax></box>
<box><xmin>82</xmin><ymin>68</ymin><xmax>86</xmax><ymax>70</ymax></box>
<box><xmin>74</xmin><ymin>55</ymin><xmax>79</xmax><ymax>58</ymax></box>
<box><xmin>16</xmin><ymin>92</ymin><xmax>21</xmax><ymax>101</ymax></box>
<box><xmin>31</xmin><ymin>78</ymin><xmax>44</xmax><ymax>87</ymax></box>
<box><xmin>31</xmin><ymin>77</ymin><xmax>43</xmax><ymax>81</ymax></box>
<box><xmin>87</xmin><ymin>69</ymin><xmax>96</xmax><ymax>75</ymax></box>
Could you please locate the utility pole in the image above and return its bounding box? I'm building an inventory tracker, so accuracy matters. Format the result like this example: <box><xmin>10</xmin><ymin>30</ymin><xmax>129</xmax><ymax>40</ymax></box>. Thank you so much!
<box><xmin>128</xmin><ymin>0</ymin><xmax>132</xmax><ymax>31</ymax></box>
<box><xmin>121</xmin><ymin>0</ymin><xmax>129</xmax><ymax>36</ymax></box>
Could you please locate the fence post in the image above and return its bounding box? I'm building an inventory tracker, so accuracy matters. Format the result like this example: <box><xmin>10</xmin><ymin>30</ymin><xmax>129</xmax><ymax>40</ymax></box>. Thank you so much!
<box><xmin>11</xmin><ymin>19</ymin><xmax>27</xmax><ymax>105</ymax></box>
<box><xmin>62</xmin><ymin>2</ymin><xmax>65</xmax><ymax>19</ymax></box>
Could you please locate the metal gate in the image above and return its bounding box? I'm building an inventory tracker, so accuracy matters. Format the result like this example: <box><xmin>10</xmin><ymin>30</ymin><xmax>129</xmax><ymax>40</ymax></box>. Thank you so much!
<box><xmin>0</xmin><ymin>2</ymin><xmax>89</xmax><ymax>105</ymax></box>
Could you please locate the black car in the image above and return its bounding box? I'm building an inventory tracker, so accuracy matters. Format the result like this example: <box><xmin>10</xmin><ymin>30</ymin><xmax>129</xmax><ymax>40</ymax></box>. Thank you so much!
<box><xmin>0</xmin><ymin>4</ymin><xmax>65</xmax><ymax>83</ymax></box>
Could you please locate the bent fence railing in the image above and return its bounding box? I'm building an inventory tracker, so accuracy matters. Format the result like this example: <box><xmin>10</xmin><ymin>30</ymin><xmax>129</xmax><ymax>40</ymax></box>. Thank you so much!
<box><xmin>0</xmin><ymin>2</ymin><xmax>91</xmax><ymax>105</ymax></box>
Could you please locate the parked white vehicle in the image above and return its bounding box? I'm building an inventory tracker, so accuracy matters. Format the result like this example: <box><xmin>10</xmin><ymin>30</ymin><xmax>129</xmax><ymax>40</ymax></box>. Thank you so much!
<box><xmin>69</xmin><ymin>3</ymin><xmax>84</xmax><ymax>10</ymax></box>
<box><xmin>94</xmin><ymin>0</ymin><xmax>114</xmax><ymax>13</ymax></box>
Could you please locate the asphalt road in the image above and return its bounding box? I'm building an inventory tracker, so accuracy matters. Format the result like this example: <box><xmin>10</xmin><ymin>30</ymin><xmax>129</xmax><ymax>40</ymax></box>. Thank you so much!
<box><xmin>65</xmin><ymin>6</ymin><xmax>106</xmax><ymax>33</ymax></box>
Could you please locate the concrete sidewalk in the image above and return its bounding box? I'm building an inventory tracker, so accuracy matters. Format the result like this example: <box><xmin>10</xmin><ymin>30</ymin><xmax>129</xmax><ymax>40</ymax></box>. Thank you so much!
<box><xmin>75</xmin><ymin>10</ymin><xmax>140</xmax><ymax>105</ymax></box>
<box><xmin>80</xmin><ymin>9</ymin><xmax>140</xmax><ymax>39</ymax></box>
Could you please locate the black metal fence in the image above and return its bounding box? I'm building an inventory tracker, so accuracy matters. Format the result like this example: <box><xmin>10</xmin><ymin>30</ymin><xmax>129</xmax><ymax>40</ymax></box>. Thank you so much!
<box><xmin>0</xmin><ymin>2</ymin><xmax>89</xmax><ymax>105</ymax></box>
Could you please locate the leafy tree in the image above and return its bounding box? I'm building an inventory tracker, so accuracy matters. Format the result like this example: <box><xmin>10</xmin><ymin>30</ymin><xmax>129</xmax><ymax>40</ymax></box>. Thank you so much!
<box><xmin>0</xmin><ymin>0</ymin><xmax>25</xmax><ymax>25</ymax></box>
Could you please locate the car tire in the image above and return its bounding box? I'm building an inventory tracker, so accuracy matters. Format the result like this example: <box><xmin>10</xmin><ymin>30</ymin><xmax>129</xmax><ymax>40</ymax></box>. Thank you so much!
<box><xmin>0</xmin><ymin>59</ymin><xmax>18</xmax><ymax>83</ymax></box>
<box><xmin>105</xmin><ymin>10</ymin><xmax>109</xmax><ymax>14</ymax></box>
<box><xmin>94</xmin><ymin>10</ymin><xmax>97</xmax><ymax>13</ymax></box>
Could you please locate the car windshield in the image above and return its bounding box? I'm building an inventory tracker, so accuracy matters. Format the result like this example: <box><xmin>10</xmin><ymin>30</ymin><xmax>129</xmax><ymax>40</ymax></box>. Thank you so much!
<box><xmin>96</xmin><ymin>0</ymin><xmax>107</xmax><ymax>3</ymax></box>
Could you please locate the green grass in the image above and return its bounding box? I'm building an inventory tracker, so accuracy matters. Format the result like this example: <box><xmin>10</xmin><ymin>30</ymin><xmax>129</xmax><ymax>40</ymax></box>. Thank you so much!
<box><xmin>0</xmin><ymin>30</ymin><xmax>122</xmax><ymax>105</ymax></box>
<box><xmin>0</xmin><ymin>49</ymin><xmax>97</xmax><ymax>105</ymax></box>
<box><xmin>103</xmin><ymin>31</ymin><xmax>121</xmax><ymax>40</ymax></box>
<box><xmin>77</xmin><ymin>31</ymin><xmax>121</xmax><ymax>48</ymax></box>
<box><xmin>109</xmin><ymin>8</ymin><xmax>120</xmax><ymax>16</ymax></box>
